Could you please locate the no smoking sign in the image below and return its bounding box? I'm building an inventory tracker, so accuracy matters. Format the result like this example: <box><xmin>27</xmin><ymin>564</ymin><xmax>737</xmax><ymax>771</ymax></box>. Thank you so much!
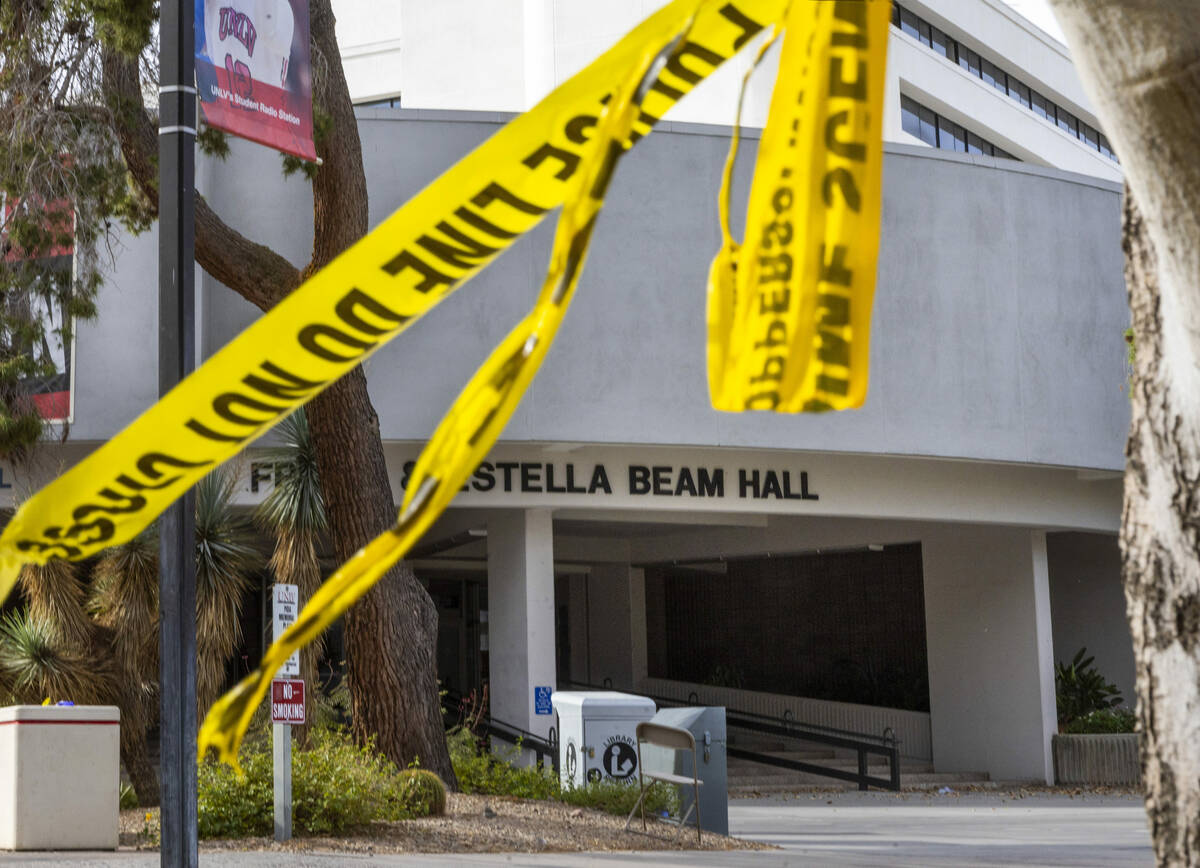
<box><xmin>271</xmin><ymin>678</ymin><xmax>306</xmax><ymax>725</ymax></box>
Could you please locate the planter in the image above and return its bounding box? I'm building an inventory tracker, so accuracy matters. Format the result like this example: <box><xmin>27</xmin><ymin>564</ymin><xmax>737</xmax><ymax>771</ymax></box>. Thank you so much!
<box><xmin>1052</xmin><ymin>733</ymin><xmax>1141</xmax><ymax>786</ymax></box>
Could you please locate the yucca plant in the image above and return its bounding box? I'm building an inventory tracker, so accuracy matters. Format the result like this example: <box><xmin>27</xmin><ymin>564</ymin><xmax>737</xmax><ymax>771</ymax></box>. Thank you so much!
<box><xmin>256</xmin><ymin>409</ymin><xmax>328</xmax><ymax>744</ymax></box>
<box><xmin>17</xmin><ymin>558</ymin><xmax>96</xmax><ymax>652</ymax></box>
<box><xmin>90</xmin><ymin>528</ymin><xmax>162</xmax><ymax>806</ymax></box>
<box><xmin>195</xmin><ymin>468</ymin><xmax>261</xmax><ymax>718</ymax></box>
<box><xmin>0</xmin><ymin>609</ymin><xmax>116</xmax><ymax>707</ymax></box>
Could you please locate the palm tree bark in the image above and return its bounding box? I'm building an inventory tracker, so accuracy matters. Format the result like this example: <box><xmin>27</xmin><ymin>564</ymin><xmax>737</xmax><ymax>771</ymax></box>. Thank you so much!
<box><xmin>1048</xmin><ymin>2</ymin><xmax>1200</xmax><ymax>863</ymax></box>
<box><xmin>102</xmin><ymin>0</ymin><xmax>455</xmax><ymax>784</ymax></box>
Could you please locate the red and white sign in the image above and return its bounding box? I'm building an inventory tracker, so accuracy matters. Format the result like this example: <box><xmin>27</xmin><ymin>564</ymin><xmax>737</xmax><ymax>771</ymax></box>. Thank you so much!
<box><xmin>195</xmin><ymin>0</ymin><xmax>317</xmax><ymax>162</ymax></box>
<box><xmin>270</xmin><ymin>678</ymin><xmax>305</xmax><ymax>725</ymax></box>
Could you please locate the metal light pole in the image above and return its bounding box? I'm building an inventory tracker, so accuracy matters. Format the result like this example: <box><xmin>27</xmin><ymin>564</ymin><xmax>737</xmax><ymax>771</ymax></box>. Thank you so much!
<box><xmin>158</xmin><ymin>0</ymin><xmax>198</xmax><ymax>864</ymax></box>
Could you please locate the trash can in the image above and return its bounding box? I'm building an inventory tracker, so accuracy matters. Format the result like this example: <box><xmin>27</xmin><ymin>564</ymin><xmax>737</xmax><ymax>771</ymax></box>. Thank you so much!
<box><xmin>642</xmin><ymin>706</ymin><xmax>728</xmax><ymax>835</ymax></box>
<box><xmin>551</xmin><ymin>691</ymin><xmax>656</xmax><ymax>789</ymax></box>
<box><xmin>0</xmin><ymin>705</ymin><xmax>120</xmax><ymax>850</ymax></box>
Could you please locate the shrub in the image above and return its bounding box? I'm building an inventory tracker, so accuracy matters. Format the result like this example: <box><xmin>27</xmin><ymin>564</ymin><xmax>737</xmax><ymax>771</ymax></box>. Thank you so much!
<box><xmin>447</xmin><ymin>727</ymin><xmax>559</xmax><ymax>800</ymax></box>
<box><xmin>1056</xmin><ymin>647</ymin><xmax>1122</xmax><ymax>727</ymax></box>
<box><xmin>197</xmin><ymin>727</ymin><xmax>445</xmax><ymax>838</ymax></box>
<box><xmin>1063</xmin><ymin>707</ymin><xmax>1136</xmax><ymax>734</ymax></box>
<box><xmin>448</xmin><ymin>727</ymin><xmax>679</xmax><ymax>818</ymax></box>
<box><xmin>560</xmin><ymin>778</ymin><xmax>678</xmax><ymax>817</ymax></box>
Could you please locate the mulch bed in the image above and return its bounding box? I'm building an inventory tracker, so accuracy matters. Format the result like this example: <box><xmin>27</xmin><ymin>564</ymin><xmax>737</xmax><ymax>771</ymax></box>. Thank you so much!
<box><xmin>121</xmin><ymin>793</ymin><xmax>773</xmax><ymax>854</ymax></box>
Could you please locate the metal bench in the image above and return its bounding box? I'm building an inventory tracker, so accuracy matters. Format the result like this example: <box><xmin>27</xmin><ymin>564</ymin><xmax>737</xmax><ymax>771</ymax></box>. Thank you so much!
<box><xmin>625</xmin><ymin>721</ymin><xmax>703</xmax><ymax>844</ymax></box>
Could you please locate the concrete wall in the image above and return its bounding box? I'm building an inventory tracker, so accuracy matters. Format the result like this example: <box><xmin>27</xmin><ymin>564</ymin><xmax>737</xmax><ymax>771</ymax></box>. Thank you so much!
<box><xmin>1047</xmin><ymin>532</ymin><xmax>1135</xmax><ymax>704</ymax></box>
<box><xmin>189</xmin><ymin>117</ymin><xmax>1127</xmax><ymax>473</ymax></box>
<box><xmin>922</xmin><ymin>525</ymin><xmax>1056</xmax><ymax>782</ymax></box>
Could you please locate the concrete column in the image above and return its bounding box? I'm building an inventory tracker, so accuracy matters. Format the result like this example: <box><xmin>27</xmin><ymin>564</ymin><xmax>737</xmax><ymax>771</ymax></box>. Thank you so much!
<box><xmin>922</xmin><ymin>526</ymin><xmax>1057</xmax><ymax>783</ymax></box>
<box><xmin>487</xmin><ymin>509</ymin><xmax>556</xmax><ymax>741</ymax></box>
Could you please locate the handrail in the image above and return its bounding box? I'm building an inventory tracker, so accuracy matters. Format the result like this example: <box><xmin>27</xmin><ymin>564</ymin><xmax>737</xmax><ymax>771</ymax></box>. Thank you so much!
<box><xmin>563</xmin><ymin>680</ymin><xmax>898</xmax><ymax>746</ymax></box>
<box><xmin>562</xmin><ymin>679</ymin><xmax>901</xmax><ymax>791</ymax></box>
<box><xmin>441</xmin><ymin>689</ymin><xmax>559</xmax><ymax>771</ymax></box>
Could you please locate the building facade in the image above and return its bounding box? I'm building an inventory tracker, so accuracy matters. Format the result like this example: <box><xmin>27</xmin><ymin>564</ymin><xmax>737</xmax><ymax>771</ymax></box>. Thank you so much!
<box><xmin>8</xmin><ymin>0</ymin><xmax>1133</xmax><ymax>784</ymax></box>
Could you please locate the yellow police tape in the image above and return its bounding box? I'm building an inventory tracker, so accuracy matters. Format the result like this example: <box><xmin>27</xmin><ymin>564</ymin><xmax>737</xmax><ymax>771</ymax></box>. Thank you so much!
<box><xmin>708</xmin><ymin>0</ymin><xmax>890</xmax><ymax>411</ymax></box>
<box><xmin>0</xmin><ymin>0</ymin><xmax>789</xmax><ymax>602</ymax></box>
<box><xmin>0</xmin><ymin>0</ymin><xmax>893</xmax><ymax>769</ymax></box>
<box><xmin>199</xmin><ymin>24</ymin><xmax>693</xmax><ymax>769</ymax></box>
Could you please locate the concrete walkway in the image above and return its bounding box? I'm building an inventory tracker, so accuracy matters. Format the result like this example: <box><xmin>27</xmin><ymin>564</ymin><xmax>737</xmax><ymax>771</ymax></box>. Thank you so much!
<box><xmin>0</xmin><ymin>790</ymin><xmax>1154</xmax><ymax>866</ymax></box>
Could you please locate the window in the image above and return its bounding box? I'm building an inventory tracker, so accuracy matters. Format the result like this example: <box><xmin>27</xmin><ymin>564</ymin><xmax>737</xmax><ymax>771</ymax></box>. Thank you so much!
<box><xmin>937</xmin><ymin>116</ymin><xmax>966</xmax><ymax>152</ymax></box>
<box><xmin>930</xmin><ymin>27</ymin><xmax>954</xmax><ymax>60</ymax></box>
<box><xmin>980</xmin><ymin>59</ymin><xmax>1006</xmax><ymax>93</ymax></box>
<box><xmin>966</xmin><ymin>132</ymin><xmax>992</xmax><ymax>156</ymax></box>
<box><xmin>1007</xmin><ymin>79</ymin><xmax>1031</xmax><ymax>109</ymax></box>
<box><xmin>901</xmin><ymin>95</ymin><xmax>1018</xmax><ymax>162</ymax></box>
<box><xmin>958</xmin><ymin>46</ymin><xmax>980</xmax><ymax>76</ymax></box>
<box><xmin>892</xmin><ymin>3</ymin><xmax>1117</xmax><ymax>162</ymax></box>
<box><xmin>1057</xmin><ymin>108</ymin><xmax>1078</xmax><ymax>136</ymax></box>
<box><xmin>1031</xmin><ymin>90</ymin><xmax>1053</xmax><ymax>121</ymax></box>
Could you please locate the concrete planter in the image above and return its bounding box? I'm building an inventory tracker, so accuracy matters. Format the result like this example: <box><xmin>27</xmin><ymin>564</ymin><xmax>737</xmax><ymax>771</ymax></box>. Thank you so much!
<box><xmin>1053</xmin><ymin>733</ymin><xmax>1141</xmax><ymax>786</ymax></box>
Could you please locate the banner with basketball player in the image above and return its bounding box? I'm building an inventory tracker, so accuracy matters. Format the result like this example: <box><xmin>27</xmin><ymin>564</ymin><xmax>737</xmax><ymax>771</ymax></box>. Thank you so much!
<box><xmin>195</xmin><ymin>0</ymin><xmax>318</xmax><ymax>162</ymax></box>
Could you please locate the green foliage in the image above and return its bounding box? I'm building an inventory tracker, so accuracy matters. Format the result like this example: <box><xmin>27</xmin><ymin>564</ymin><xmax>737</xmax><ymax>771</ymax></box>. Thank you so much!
<box><xmin>197</xmin><ymin>125</ymin><xmax>232</xmax><ymax>160</ymax></box>
<box><xmin>1056</xmin><ymin>647</ymin><xmax>1123</xmax><ymax>727</ymax></box>
<box><xmin>396</xmin><ymin>768</ymin><xmax>448</xmax><ymax>817</ymax></box>
<box><xmin>447</xmin><ymin>727</ymin><xmax>677</xmax><ymax>817</ymax></box>
<box><xmin>0</xmin><ymin>609</ymin><xmax>106</xmax><ymax>704</ymax></box>
<box><xmin>0</xmin><ymin>0</ymin><xmax>157</xmax><ymax>459</ymax></box>
<box><xmin>281</xmin><ymin>108</ymin><xmax>332</xmax><ymax>180</ymax></box>
<box><xmin>447</xmin><ymin>727</ymin><xmax>559</xmax><ymax>800</ymax></box>
<box><xmin>257</xmin><ymin>410</ymin><xmax>327</xmax><ymax>535</ymax></box>
<box><xmin>198</xmin><ymin>728</ymin><xmax>444</xmax><ymax>838</ymax></box>
<box><xmin>86</xmin><ymin>0</ymin><xmax>156</xmax><ymax>55</ymax></box>
<box><xmin>560</xmin><ymin>777</ymin><xmax>678</xmax><ymax>817</ymax></box>
<box><xmin>1063</xmin><ymin>706</ymin><xmax>1137</xmax><ymax>734</ymax></box>
<box><xmin>119</xmin><ymin>781</ymin><xmax>139</xmax><ymax>810</ymax></box>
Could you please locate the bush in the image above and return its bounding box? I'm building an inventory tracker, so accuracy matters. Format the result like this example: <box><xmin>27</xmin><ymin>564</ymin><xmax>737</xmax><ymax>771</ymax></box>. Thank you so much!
<box><xmin>448</xmin><ymin>727</ymin><xmax>678</xmax><ymax>818</ymax></box>
<box><xmin>560</xmin><ymin>777</ymin><xmax>678</xmax><ymax>817</ymax></box>
<box><xmin>1056</xmin><ymin>647</ymin><xmax>1122</xmax><ymax>727</ymax></box>
<box><xmin>447</xmin><ymin>727</ymin><xmax>558</xmax><ymax>800</ymax></box>
<box><xmin>197</xmin><ymin>727</ymin><xmax>445</xmax><ymax>838</ymax></box>
<box><xmin>1063</xmin><ymin>707</ymin><xmax>1136</xmax><ymax>734</ymax></box>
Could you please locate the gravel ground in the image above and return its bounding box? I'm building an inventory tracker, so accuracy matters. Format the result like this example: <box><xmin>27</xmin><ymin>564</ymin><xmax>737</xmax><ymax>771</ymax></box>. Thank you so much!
<box><xmin>120</xmin><ymin>794</ymin><xmax>771</xmax><ymax>855</ymax></box>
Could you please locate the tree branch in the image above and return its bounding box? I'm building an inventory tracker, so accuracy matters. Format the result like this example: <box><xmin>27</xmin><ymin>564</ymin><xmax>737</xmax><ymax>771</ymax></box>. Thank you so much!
<box><xmin>303</xmin><ymin>0</ymin><xmax>369</xmax><ymax>276</ymax></box>
<box><xmin>101</xmin><ymin>46</ymin><xmax>302</xmax><ymax>312</ymax></box>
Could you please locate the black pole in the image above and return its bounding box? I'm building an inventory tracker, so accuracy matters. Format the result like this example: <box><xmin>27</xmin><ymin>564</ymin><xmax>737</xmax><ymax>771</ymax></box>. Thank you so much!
<box><xmin>158</xmin><ymin>0</ymin><xmax>197</xmax><ymax>864</ymax></box>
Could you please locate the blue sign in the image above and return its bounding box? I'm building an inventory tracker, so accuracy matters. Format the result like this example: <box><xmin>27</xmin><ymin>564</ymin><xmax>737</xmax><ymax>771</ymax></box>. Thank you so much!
<box><xmin>534</xmin><ymin>686</ymin><xmax>553</xmax><ymax>715</ymax></box>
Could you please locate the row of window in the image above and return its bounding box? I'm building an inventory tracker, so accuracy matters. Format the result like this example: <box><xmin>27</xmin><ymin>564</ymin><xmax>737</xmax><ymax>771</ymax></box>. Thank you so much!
<box><xmin>892</xmin><ymin>3</ymin><xmax>1116</xmax><ymax>162</ymax></box>
<box><xmin>900</xmin><ymin>95</ymin><xmax>1017</xmax><ymax>160</ymax></box>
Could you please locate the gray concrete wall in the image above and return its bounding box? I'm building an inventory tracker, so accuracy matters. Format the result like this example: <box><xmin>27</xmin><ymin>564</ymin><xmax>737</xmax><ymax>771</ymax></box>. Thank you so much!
<box><xmin>70</xmin><ymin>110</ymin><xmax>1128</xmax><ymax>472</ymax></box>
<box><xmin>1047</xmin><ymin>532</ymin><xmax>1135</xmax><ymax>705</ymax></box>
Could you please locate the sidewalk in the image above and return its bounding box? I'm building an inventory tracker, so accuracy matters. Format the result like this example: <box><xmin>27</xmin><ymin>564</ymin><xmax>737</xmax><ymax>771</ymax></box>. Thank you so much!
<box><xmin>0</xmin><ymin>789</ymin><xmax>1154</xmax><ymax>866</ymax></box>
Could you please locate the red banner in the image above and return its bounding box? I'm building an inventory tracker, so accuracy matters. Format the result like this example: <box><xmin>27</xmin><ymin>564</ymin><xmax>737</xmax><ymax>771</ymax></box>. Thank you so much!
<box><xmin>196</xmin><ymin>0</ymin><xmax>317</xmax><ymax>162</ymax></box>
<box><xmin>1</xmin><ymin>198</ymin><xmax>74</xmax><ymax>422</ymax></box>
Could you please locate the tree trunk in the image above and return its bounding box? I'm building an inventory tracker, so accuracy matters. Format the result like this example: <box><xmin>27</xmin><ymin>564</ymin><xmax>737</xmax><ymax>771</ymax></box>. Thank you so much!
<box><xmin>1048</xmin><ymin>2</ymin><xmax>1200</xmax><ymax>863</ymax></box>
<box><xmin>121</xmin><ymin>730</ymin><xmax>160</xmax><ymax>807</ymax></box>
<box><xmin>103</xmin><ymin>0</ymin><xmax>457</xmax><ymax>785</ymax></box>
<box><xmin>306</xmin><ymin>370</ymin><xmax>455</xmax><ymax>785</ymax></box>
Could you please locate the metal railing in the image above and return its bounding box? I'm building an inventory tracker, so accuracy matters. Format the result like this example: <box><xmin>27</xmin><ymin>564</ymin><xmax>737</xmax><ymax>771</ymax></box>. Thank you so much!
<box><xmin>565</xmin><ymin>679</ymin><xmax>900</xmax><ymax>791</ymax></box>
<box><xmin>442</xmin><ymin>689</ymin><xmax>559</xmax><ymax>771</ymax></box>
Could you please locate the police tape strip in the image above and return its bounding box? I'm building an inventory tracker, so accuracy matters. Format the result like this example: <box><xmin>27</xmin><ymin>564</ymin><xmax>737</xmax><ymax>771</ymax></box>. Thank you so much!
<box><xmin>0</xmin><ymin>0</ymin><xmax>789</xmax><ymax>604</ymax></box>
<box><xmin>198</xmin><ymin>27</ymin><xmax>691</xmax><ymax>769</ymax></box>
<box><xmin>707</xmin><ymin>0</ymin><xmax>890</xmax><ymax>412</ymax></box>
